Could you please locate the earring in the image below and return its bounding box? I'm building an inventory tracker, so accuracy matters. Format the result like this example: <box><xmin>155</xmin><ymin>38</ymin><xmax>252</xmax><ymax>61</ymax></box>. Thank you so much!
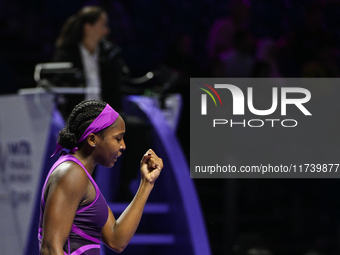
<box><xmin>92</xmin><ymin>144</ymin><xmax>96</xmax><ymax>147</ymax></box>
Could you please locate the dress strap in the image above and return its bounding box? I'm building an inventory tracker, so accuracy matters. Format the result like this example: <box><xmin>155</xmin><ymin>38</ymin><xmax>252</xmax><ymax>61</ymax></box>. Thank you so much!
<box><xmin>71</xmin><ymin>224</ymin><xmax>101</xmax><ymax>244</ymax></box>
<box><xmin>70</xmin><ymin>244</ymin><xmax>101</xmax><ymax>255</ymax></box>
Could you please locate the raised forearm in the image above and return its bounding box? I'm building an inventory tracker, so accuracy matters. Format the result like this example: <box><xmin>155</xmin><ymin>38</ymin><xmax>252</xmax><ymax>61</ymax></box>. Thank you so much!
<box><xmin>112</xmin><ymin>179</ymin><xmax>153</xmax><ymax>246</ymax></box>
<box><xmin>103</xmin><ymin>149</ymin><xmax>163</xmax><ymax>252</ymax></box>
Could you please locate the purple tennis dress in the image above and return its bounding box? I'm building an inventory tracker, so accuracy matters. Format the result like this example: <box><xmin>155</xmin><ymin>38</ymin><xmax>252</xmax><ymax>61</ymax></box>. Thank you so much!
<box><xmin>38</xmin><ymin>154</ymin><xmax>109</xmax><ymax>255</ymax></box>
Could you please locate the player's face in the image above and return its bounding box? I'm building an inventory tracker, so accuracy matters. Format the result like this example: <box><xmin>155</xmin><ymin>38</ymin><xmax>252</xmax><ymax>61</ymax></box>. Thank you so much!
<box><xmin>94</xmin><ymin>116</ymin><xmax>126</xmax><ymax>168</ymax></box>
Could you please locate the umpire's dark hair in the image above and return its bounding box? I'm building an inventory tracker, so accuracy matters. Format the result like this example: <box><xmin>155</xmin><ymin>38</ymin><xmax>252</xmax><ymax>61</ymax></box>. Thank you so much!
<box><xmin>56</xmin><ymin>6</ymin><xmax>106</xmax><ymax>50</ymax></box>
<box><xmin>58</xmin><ymin>100</ymin><xmax>107</xmax><ymax>149</ymax></box>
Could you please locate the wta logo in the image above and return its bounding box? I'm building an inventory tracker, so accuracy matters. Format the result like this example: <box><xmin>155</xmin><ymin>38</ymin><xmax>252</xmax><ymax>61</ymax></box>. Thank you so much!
<box><xmin>197</xmin><ymin>82</ymin><xmax>223</xmax><ymax>115</ymax></box>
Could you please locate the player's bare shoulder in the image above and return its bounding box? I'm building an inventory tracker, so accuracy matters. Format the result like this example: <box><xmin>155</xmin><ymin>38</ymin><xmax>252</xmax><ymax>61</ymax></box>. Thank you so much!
<box><xmin>45</xmin><ymin>161</ymin><xmax>88</xmax><ymax>201</ymax></box>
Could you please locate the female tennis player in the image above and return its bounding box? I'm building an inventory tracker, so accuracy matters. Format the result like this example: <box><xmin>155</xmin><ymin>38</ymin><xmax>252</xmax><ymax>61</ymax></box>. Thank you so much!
<box><xmin>38</xmin><ymin>99</ymin><xmax>163</xmax><ymax>255</ymax></box>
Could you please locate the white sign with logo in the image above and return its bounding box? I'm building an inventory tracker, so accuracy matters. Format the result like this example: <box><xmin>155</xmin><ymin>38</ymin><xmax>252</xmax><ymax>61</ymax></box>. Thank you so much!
<box><xmin>0</xmin><ymin>94</ymin><xmax>54</xmax><ymax>254</ymax></box>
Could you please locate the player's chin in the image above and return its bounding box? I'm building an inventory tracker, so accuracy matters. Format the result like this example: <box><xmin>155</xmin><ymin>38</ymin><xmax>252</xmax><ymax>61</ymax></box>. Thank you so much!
<box><xmin>108</xmin><ymin>157</ymin><xmax>118</xmax><ymax>168</ymax></box>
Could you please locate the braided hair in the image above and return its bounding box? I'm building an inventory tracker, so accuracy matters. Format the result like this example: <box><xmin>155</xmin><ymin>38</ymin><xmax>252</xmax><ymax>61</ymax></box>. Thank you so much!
<box><xmin>58</xmin><ymin>100</ymin><xmax>108</xmax><ymax>149</ymax></box>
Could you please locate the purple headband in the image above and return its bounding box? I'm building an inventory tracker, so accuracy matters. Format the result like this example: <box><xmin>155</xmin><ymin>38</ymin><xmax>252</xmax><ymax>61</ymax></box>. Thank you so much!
<box><xmin>51</xmin><ymin>104</ymin><xmax>119</xmax><ymax>157</ymax></box>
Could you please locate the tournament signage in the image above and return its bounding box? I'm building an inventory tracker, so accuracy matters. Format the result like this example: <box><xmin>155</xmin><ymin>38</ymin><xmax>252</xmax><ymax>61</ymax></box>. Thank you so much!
<box><xmin>0</xmin><ymin>94</ymin><xmax>54</xmax><ymax>254</ymax></box>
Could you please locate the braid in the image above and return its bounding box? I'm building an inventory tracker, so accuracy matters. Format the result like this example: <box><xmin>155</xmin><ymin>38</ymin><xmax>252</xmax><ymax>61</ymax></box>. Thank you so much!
<box><xmin>58</xmin><ymin>100</ymin><xmax>107</xmax><ymax>149</ymax></box>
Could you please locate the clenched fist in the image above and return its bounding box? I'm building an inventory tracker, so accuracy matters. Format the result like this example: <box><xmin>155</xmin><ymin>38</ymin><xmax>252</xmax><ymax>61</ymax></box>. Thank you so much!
<box><xmin>140</xmin><ymin>149</ymin><xmax>163</xmax><ymax>184</ymax></box>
